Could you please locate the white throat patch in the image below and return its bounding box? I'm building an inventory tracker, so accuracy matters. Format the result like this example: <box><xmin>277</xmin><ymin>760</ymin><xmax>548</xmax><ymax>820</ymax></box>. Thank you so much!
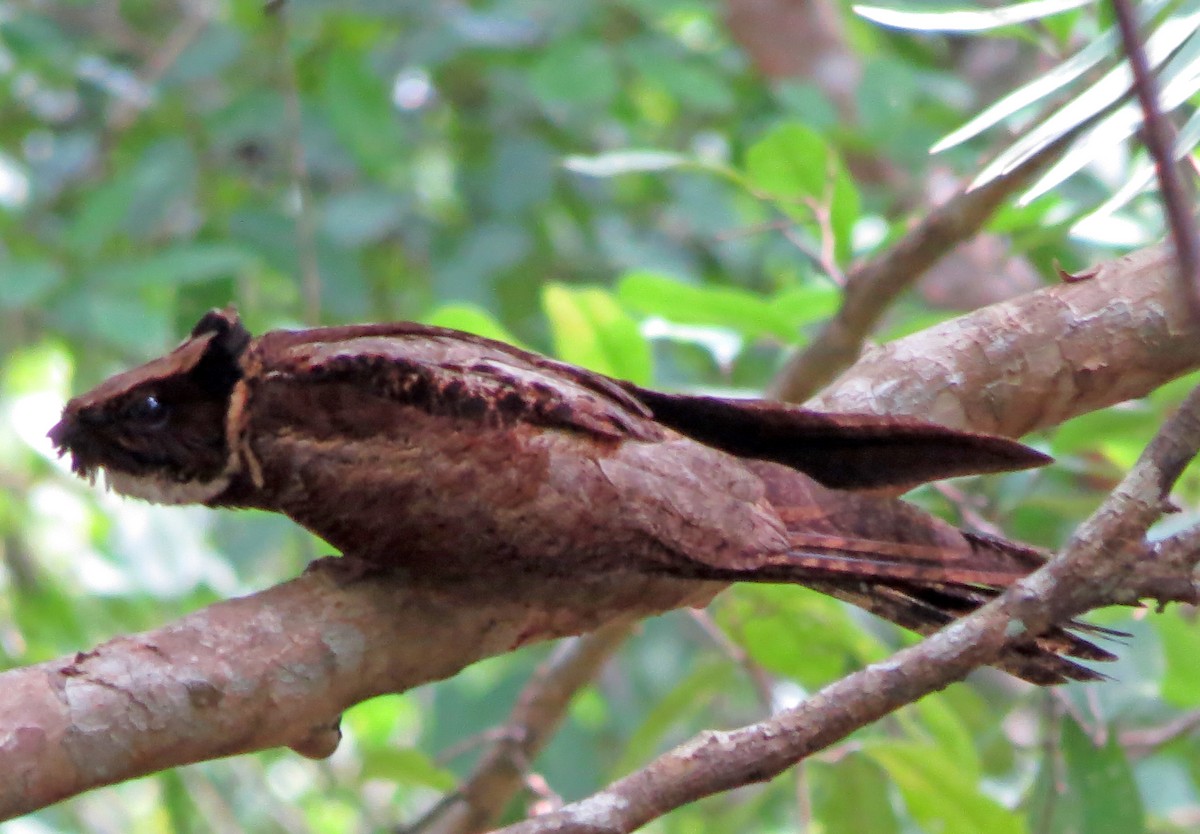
<box><xmin>105</xmin><ymin>469</ymin><xmax>233</xmax><ymax>506</ymax></box>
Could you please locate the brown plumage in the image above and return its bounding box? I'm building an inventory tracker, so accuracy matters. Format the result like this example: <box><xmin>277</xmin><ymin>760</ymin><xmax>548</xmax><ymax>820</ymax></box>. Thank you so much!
<box><xmin>48</xmin><ymin>308</ymin><xmax>1115</xmax><ymax>684</ymax></box>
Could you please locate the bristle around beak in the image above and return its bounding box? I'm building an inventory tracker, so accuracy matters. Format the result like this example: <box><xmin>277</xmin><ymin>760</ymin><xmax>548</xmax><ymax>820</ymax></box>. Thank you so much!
<box><xmin>47</xmin><ymin>414</ymin><xmax>100</xmax><ymax>484</ymax></box>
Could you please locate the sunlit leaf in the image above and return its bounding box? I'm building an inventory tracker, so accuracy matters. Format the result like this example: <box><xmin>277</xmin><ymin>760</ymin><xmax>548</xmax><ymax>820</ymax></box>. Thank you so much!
<box><xmin>618</xmin><ymin>271</ymin><xmax>795</xmax><ymax>340</ymax></box>
<box><xmin>360</xmin><ymin>747</ymin><xmax>456</xmax><ymax>790</ymax></box>
<box><xmin>1078</xmin><ymin>101</ymin><xmax>1200</xmax><ymax>224</ymax></box>
<box><xmin>422</xmin><ymin>303</ymin><xmax>526</xmax><ymax>348</ymax></box>
<box><xmin>745</xmin><ymin>122</ymin><xmax>830</xmax><ymax>204</ymax></box>
<box><xmin>717</xmin><ymin>585</ymin><xmax>887</xmax><ymax>688</ymax></box>
<box><xmin>542</xmin><ymin>284</ymin><xmax>652</xmax><ymax>384</ymax></box>
<box><xmin>972</xmin><ymin>12</ymin><xmax>1200</xmax><ymax>190</ymax></box>
<box><xmin>1022</xmin><ymin>30</ymin><xmax>1200</xmax><ymax>204</ymax></box>
<box><xmin>856</xmin><ymin>0</ymin><xmax>1094</xmax><ymax>33</ymax></box>
<box><xmin>932</xmin><ymin>28</ymin><xmax>1118</xmax><ymax>152</ymax></box>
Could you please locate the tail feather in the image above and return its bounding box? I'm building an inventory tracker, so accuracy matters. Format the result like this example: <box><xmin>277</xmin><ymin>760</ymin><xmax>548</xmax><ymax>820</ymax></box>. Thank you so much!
<box><xmin>715</xmin><ymin>460</ymin><xmax>1119</xmax><ymax>686</ymax></box>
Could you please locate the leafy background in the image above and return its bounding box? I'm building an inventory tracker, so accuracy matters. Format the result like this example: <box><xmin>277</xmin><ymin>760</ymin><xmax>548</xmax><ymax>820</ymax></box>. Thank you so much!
<box><xmin>2</xmin><ymin>0</ymin><xmax>1199</xmax><ymax>832</ymax></box>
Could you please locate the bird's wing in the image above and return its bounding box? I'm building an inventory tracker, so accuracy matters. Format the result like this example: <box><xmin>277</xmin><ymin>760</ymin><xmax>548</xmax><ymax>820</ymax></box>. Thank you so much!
<box><xmin>625</xmin><ymin>386</ymin><xmax>1051</xmax><ymax>490</ymax></box>
<box><xmin>248</xmin><ymin>323</ymin><xmax>665</xmax><ymax>442</ymax></box>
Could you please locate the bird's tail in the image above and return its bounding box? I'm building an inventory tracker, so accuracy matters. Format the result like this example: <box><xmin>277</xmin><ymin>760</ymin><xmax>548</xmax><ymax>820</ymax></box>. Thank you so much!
<box><xmin>719</xmin><ymin>462</ymin><xmax>1118</xmax><ymax>685</ymax></box>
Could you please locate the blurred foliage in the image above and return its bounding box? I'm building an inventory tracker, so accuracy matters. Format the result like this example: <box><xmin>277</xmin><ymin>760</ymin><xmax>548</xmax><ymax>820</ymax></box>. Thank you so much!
<box><xmin>1</xmin><ymin>0</ymin><xmax>1199</xmax><ymax>832</ymax></box>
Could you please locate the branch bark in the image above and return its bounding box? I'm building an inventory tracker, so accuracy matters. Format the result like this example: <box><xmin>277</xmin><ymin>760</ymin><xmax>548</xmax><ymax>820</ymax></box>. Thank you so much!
<box><xmin>808</xmin><ymin>243</ymin><xmax>1199</xmax><ymax>432</ymax></box>
<box><xmin>3</xmin><ymin>241</ymin><xmax>1199</xmax><ymax>822</ymax></box>
<box><xmin>767</xmin><ymin>134</ymin><xmax>1073</xmax><ymax>404</ymax></box>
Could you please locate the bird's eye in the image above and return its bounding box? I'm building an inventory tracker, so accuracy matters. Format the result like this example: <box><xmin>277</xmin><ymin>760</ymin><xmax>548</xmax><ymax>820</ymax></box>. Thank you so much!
<box><xmin>128</xmin><ymin>394</ymin><xmax>169</xmax><ymax>426</ymax></box>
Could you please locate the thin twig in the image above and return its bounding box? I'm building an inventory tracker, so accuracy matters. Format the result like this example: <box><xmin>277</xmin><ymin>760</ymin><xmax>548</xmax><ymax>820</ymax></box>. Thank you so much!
<box><xmin>768</xmin><ymin>132</ymin><xmax>1074</xmax><ymax>404</ymax></box>
<box><xmin>1110</xmin><ymin>0</ymin><xmax>1200</xmax><ymax>318</ymax></box>
<box><xmin>687</xmin><ymin>609</ymin><xmax>775</xmax><ymax>711</ymax></box>
<box><xmin>1119</xmin><ymin>708</ymin><xmax>1200</xmax><ymax>756</ymax></box>
<box><xmin>107</xmin><ymin>3</ymin><xmax>211</xmax><ymax>134</ymax></box>
<box><xmin>410</xmin><ymin>622</ymin><xmax>634</xmax><ymax>834</ymax></box>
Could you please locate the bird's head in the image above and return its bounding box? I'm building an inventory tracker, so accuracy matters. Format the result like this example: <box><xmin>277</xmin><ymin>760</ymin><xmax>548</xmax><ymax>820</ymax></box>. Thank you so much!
<box><xmin>48</xmin><ymin>308</ymin><xmax>251</xmax><ymax>505</ymax></box>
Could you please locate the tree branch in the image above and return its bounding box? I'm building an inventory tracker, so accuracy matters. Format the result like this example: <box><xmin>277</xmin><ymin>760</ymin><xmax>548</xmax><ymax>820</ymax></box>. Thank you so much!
<box><xmin>808</xmin><ymin>242</ymin><xmax>1199</xmax><ymax>435</ymax></box>
<box><xmin>767</xmin><ymin>134</ymin><xmax>1070</xmax><ymax>404</ymax></box>
<box><xmin>0</xmin><ymin>572</ymin><xmax>718</xmax><ymax>821</ymax></box>
<box><xmin>4</xmin><ymin>240</ymin><xmax>1200</xmax><ymax>822</ymax></box>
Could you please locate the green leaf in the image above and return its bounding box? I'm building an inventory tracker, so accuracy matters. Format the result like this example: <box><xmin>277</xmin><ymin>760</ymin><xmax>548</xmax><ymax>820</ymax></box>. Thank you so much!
<box><xmin>717</xmin><ymin>585</ymin><xmax>886</xmax><ymax>688</ymax></box>
<box><xmin>743</xmin><ymin>122</ymin><xmax>860</xmax><ymax>262</ymax></box>
<box><xmin>612</xmin><ymin>660</ymin><xmax>737</xmax><ymax>776</ymax></box>
<box><xmin>812</xmin><ymin>752</ymin><xmax>900</xmax><ymax>834</ymax></box>
<box><xmin>64</xmin><ymin>174</ymin><xmax>139</xmax><ymax>255</ymax></box>
<box><xmin>1052</xmin><ymin>404</ymin><xmax>1156</xmax><ymax>458</ymax></box>
<box><xmin>772</xmin><ymin>285</ymin><xmax>841</xmax><ymax>328</ymax></box>
<box><xmin>422</xmin><ymin>303</ymin><xmax>525</xmax><ymax>348</ymax></box>
<box><xmin>868</xmin><ymin>741</ymin><xmax>1027</xmax><ymax>834</ymax></box>
<box><xmin>360</xmin><ymin>747</ymin><xmax>456</xmax><ymax>791</ymax></box>
<box><xmin>856</xmin><ymin>0</ymin><xmax>1095</xmax><ymax>33</ymax></box>
<box><xmin>322</xmin><ymin>51</ymin><xmax>406</xmax><ymax>176</ymax></box>
<box><xmin>909</xmin><ymin>695</ymin><xmax>981</xmax><ymax>781</ymax></box>
<box><xmin>932</xmin><ymin>29</ymin><xmax>1113</xmax><ymax>152</ymax></box>
<box><xmin>1159</xmin><ymin>611</ymin><xmax>1200</xmax><ymax>707</ymax></box>
<box><xmin>745</xmin><ymin>122</ymin><xmax>830</xmax><ymax>205</ymax></box>
<box><xmin>617</xmin><ymin>270</ymin><xmax>800</xmax><ymax>341</ymax></box>
<box><xmin>1023</xmin><ymin>28</ymin><xmax>1200</xmax><ymax>205</ymax></box>
<box><xmin>1027</xmin><ymin>716</ymin><xmax>1145</xmax><ymax>834</ymax></box>
<box><xmin>626</xmin><ymin>47</ymin><xmax>734</xmax><ymax>114</ymax></box>
<box><xmin>531</xmin><ymin>41</ymin><xmax>618</xmax><ymax>109</ymax></box>
<box><xmin>86</xmin><ymin>243</ymin><xmax>259</xmax><ymax>289</ymax></box>
<box><xmin>52</xmin><ymin>295</ymin><xmax>172</xmax><ymax>353</ymax></box>
<box><xmin>542</xmin><ymin>284</ymin><xmax>652</xmax><ymax>384</ymax></box>
<box><xmin>972</xmin><ymin>7</ymin><xmax>1200</xmax><ymax>191</ymax></box>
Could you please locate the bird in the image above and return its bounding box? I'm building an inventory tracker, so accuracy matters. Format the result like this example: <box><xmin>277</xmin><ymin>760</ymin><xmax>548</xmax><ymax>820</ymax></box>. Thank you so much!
<box><xmin>48</xmin><ymin>307</ymin><xmax>1114</xmax><ymax>684</ymax></box>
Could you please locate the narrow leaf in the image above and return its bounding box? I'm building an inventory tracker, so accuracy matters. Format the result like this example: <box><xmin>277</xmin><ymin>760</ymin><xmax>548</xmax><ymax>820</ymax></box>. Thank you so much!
<box><xmin>855</xmin><ymin>0</ymin><xmax>1094</xmax><ymax>33</ymax></box>
<box><xmin>867</xmin><ymin>742</ymin><xmax>1026</xmax><ymax>834</ymax></box>
<box><xmin>972</xmin><ymin>10</ymin><xmax>1200</xmax><ymax>190</ymax></box>
<box><xmin>931</xmin><ymin>0</ymin><xmax>1176</xmax><ymax>151</ymax></box>
<box><xmin>563</xmin><ymin>150</ymin><xmax>691</xmax><ymax>178</ymax></box>
<box><xmin>1023</xmin><ymin>29</ymin><xmax>1200</xmax><ymax>203</ymax></box>
<box><xmin>932</xmin><ymin>31</ymin><xmax>1118</xmax><ymax>152</ymax></box>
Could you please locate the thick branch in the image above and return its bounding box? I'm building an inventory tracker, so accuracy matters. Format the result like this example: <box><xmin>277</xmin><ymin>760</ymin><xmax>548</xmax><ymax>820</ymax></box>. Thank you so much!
<box><xmin>0</xmin><ymin>572</ymin><xmax>717</xmax><ymax>821</ymax></box>
<box><xmin>808</xmin><ymin>243</ymin><xmax>1200</xmax><ymax>435</ymax></box>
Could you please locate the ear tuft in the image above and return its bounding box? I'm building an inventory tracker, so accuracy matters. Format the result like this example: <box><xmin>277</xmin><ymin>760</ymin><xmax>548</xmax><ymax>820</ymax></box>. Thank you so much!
<box><xmin>192</xmin><ymin>307</ymin><xmax>252</xmax><ymax>359</ymax></box>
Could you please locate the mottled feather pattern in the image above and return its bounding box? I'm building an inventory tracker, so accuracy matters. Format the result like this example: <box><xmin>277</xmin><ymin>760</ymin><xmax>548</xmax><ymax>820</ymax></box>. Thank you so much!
<box><xmin>48</xmin><ymin>308</ymin><xmax>1115</xmax><ymax>685</ymax></box>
